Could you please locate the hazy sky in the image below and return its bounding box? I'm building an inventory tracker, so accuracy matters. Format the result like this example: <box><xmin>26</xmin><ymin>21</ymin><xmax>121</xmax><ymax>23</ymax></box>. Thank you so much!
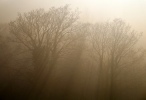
<box><xmin>0</xmin><ymin>0</ymin><xmax>146</xmax><ymax>45</ymax></box>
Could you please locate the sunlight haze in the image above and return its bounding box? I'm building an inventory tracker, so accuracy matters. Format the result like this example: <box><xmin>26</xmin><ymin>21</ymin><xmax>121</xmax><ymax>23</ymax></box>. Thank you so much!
<box><xmin>0</xmin><ymin>1</ymin><xmax>146</xmax><ymax>100</ymax></box>
<box><xmin>0</xmin><ymin>0</ymin><xmax>146</xmax><ymax>44</ymax></box>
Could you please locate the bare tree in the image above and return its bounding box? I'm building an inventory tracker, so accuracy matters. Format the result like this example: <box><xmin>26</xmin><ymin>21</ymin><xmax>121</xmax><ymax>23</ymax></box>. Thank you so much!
<box><xmin>89</xmin><ymin>19</ymin><xmax>144</xmax><ymax>100</ymax></box>
<box><xmin>9</xmin><ymin>5</ymin><xmax>80</xmax><ymax>99</ymax></box>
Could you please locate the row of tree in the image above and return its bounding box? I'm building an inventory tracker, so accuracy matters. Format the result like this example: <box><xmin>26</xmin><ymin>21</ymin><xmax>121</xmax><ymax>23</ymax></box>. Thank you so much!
<box><xmin>0</xmin><ymin>5</ymin><xmax>145</xmax><ymax>100</ymax></box>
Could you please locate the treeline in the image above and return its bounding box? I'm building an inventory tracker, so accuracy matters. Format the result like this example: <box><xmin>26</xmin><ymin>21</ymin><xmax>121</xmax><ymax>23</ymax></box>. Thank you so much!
<box><xmin>0</xmin><ymin>5</ymin><xmax>146</xmax><ymax>100</ymax></box>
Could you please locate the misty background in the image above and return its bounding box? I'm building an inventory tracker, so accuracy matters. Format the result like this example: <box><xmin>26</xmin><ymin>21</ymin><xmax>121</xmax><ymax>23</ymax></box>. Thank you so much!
<box><xmin>0</xmin><ymin>0</ymin><xmax>146</xmax><ymax>45</ymax></box>
<box><xmin>0</xmin><ymin>0</ymin><xmax>146</xmax><ymax>100</ymax></box>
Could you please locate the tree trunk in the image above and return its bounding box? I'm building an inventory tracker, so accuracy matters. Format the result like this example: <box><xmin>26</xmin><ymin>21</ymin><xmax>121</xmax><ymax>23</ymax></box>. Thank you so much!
<box><xmin>109</xmin><ymin>60</ymin><xmax>115</xmax><ymax>100</ymax></box>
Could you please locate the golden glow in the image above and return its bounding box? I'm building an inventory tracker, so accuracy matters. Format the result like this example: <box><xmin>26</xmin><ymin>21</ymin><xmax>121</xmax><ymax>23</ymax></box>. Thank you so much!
<box><xmin>0</xmin><ymin>0</ymin><xmax>146</xmax><ymax>45</ymax></box>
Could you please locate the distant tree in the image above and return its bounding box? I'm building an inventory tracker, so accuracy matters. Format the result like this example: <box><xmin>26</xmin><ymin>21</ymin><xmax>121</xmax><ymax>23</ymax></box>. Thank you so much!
<box><xmin>89</xmin><ymin>19</ymin><xmax>145</xmax><ymax>100</ymax></box>
<box><xmin>0</xmin><ymin>24</ymin><xmax>12</xmax><ymax>69</ymax></box>
<box><xmin>9</xmin><ymin>5</ymin><xmax>80</xmax><ymax>99</ymax></box>
<box><xmin>0</xmin><ymin>24</ymin><xmax>15</xmax><ymax>99</ymax></box>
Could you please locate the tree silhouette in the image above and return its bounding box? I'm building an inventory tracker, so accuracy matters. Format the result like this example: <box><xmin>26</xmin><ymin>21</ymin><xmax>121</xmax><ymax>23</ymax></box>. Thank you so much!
<box><xmin>89</xmin><ymin>19</ymin><xmax>144</xmax><ymax>100</ymax></box>
<box><xmin>9</xmin><ymin>5</ymin><xmax>81</xmax><ymax>99</ymax></box>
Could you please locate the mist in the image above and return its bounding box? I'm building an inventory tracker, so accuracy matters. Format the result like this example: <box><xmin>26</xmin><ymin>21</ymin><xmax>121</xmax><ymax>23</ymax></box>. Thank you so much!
<box><xmin>0</xmin><ymin>0</ymin><xmax>146</xmax><ymax>100</ymax></box>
